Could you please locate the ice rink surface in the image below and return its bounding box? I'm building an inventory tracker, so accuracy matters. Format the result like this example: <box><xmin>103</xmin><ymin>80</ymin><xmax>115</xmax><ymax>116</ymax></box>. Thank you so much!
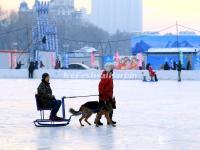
<box><xmin>0</xmin><ymin>79</ymin><xmax>200</xmax><ymax>150</ymax></box>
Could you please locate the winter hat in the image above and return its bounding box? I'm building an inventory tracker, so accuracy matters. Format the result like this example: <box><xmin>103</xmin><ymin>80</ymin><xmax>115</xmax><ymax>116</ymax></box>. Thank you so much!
<box><xmin>42</xmin><ymin>73</ymin><xmax>49</xmax><ymax>80</ymax></box>
<box><xmin>104</xmin><ymin>63</ymin><xmax>115</xmax><ymax>72</ymax></box>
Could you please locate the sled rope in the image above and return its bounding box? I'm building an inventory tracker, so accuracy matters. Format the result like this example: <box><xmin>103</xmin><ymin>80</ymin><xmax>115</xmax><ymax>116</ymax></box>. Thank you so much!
<box><xmin>63</xmin><ymin>94</ymin><xmax>99</xmax><ymax>99</ymax></box>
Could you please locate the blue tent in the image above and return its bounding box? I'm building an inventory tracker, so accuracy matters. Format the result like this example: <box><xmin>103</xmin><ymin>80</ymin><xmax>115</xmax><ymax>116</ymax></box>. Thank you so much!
<box><xmin>131</xmin><ymin>35</ymin><xmax>200</xmax><ymax>55</ymax></box>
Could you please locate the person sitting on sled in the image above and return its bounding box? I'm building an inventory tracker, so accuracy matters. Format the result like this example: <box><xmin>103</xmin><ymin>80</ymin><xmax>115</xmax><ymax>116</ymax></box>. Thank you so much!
<box><xmin>37</xmin><ymin>73</ymin><xmax>63</xmax><ymax>121</ymax></box>
<box><xmin>96</xmin><ymin>63</ymin><xmax>116</xmax><ymax>126</ymax></box>
<box><xmin>148</xmin><ymin>65</ymin><xmax>158</xmax><ymax>82</ymax></box>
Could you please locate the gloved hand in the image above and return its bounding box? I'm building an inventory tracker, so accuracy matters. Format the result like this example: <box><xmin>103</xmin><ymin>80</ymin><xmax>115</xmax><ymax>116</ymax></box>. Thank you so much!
<box><xmin>109</xmin><ymin>97</ymin><xmax>113</xmax><ymax>101</ymax></box>
<box><xmin>49</xmin><ymin>95</ymin><xmax>55</xmax><ymax>100</ymax></box>
<box><xmin>112</xmin><ymin>102</ymin><xmax>116</xmax><ymax>109</ymax></box>
<box><xmin>110</xmin><ymin>96</ymin><xmax>116</xmax><ymax>109</ymax></box>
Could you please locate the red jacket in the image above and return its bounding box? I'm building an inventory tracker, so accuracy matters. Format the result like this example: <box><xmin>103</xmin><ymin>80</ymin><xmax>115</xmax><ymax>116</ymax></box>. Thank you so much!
<box><xmin>99</xmin><ymin>71</ymin><xmax>113</xmax><ymax>101</ymax></box>
<box><xmin>149</xmin><ymin>66</ymin><xmax>156</xmax><ymax>77</ymax></box>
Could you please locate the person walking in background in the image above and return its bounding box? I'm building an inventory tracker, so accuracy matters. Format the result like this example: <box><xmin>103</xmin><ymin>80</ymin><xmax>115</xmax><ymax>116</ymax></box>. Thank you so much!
<box><xmin>164</xmin><ymin>62</ymin><xmax>170</xmax><ymax>70</ymax></box>
<box><xmin>173</xmin><ymin>61</ymin><xmax>177</xmax><ymax>70</ymax></box>
<box><xmin>177</xmin><ymin>60</ymin><xmax>182</xmax><ymax>82</ymax></box>
<box><xmin>187</xmin><ymin>60</ymin><xmax>192</xmax><ymax>70</ymax></box>
<box><xmin>28</xmin><ymin>61</ymin><xmax>35</xmax><ymax>79</ymax></box>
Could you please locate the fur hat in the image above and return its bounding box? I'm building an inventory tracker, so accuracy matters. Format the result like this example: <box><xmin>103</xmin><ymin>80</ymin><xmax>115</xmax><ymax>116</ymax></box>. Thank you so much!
<box><xmin>104</xmin><ymin>63</ymin><xmax>115</xmax><ymax>72</ymax></box>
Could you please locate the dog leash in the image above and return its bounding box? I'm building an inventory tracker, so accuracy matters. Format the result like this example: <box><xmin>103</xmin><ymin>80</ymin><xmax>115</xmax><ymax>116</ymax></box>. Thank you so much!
<box><xmin>63</xmin><ymin>94</ymin><xmax>99</xmax><ymax>99</ymax></box>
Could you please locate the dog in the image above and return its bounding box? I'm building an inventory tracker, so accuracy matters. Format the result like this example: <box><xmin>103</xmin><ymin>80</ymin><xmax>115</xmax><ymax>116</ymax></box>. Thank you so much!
<box><xmin>69</xmin><ymin>98</ymin><xmax>116</xmax><ymax>127</ymax></box>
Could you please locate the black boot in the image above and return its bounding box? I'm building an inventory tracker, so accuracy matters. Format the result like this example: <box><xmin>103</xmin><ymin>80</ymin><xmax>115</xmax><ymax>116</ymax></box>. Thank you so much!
<box><xmin>107</xmin><ymin>120</ymin><xmax>117</xmax><ymax>125</ymax></box>
<box><xmin>107</xmin><ymin>112</ymin><xmax>117</xmax><ymax>125</ymax></box>
<box><xmin>155</xmin><ymin>75</ymin><xmax>158</xmax><ymax>82</ymax></box>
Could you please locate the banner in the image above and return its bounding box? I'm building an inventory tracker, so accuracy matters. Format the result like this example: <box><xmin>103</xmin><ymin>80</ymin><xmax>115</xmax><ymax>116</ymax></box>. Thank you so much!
<box><xmin>91</xmin><ymin>51</ymin><xmax>95</xmax><ymax>67</ymax></box>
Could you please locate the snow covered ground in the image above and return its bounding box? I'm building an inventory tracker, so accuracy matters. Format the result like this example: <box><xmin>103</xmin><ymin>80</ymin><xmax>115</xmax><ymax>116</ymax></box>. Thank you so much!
<box><xmin>0</xmin><ymin>79</ymin><xmax>200</xmax><ymax>150</ymax></box>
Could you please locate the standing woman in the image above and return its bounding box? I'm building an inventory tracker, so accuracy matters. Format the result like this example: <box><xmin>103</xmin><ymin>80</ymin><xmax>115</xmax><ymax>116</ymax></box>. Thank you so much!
<box><xmin>96</xmin><ymin>63</ymin><xmax>116</xmax><ymax>126</ymax></box>
<box><xmin>177</xmin><ymin>60</ymin><xmax>182</xmax><ymax>82</ymax></box>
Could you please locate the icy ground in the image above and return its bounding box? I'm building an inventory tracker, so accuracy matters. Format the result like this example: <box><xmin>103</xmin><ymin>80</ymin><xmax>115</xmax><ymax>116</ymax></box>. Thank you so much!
<box><xmin>1</xmin><ymin>79</ymin><xmax>200</xmax><ymax>150</ymax></box>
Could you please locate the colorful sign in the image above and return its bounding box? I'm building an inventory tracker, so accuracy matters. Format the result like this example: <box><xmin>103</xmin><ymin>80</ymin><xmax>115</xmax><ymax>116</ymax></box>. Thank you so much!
<box><xmin>115</xmin><ymin>56</ymin><xmax>140</xmax><ymax>70</ymax></box>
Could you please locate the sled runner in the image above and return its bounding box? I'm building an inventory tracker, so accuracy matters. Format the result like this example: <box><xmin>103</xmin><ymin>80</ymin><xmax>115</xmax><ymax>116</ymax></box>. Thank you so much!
<box><xmin>33</xmin><ymin>95</ymin><xmax>73</xmax><ymax>127</ymax></box>
<box><xmin>142</xmin><ymin>72</ymin><xmax>158</xmax><ymax>82</ymax></box>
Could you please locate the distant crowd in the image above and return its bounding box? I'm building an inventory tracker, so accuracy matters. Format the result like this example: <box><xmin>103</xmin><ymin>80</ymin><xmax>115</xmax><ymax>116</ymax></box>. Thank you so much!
<box><xmin>15</xmin><ymin>59</ymin><xmax>62</xmax><ymax>79</ymax></box>
<box><xmin>160</xmin><ymin>60</ymin><xmax>192</xmax><ymax>71</ymax></box>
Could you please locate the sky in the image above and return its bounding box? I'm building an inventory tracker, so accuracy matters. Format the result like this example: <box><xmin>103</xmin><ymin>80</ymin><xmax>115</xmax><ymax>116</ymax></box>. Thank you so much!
<box><xmin>1</xmin><ymin>0</ymin><xmax>200</xmax><ymax>32</ymax></box>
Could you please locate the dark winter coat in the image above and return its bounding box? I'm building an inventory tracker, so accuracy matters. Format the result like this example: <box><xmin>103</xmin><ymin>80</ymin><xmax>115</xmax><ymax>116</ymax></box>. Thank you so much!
<box><xmin>29</xmin><ymin>62</ymin><xmax>35</xmax><ymax>72</ymax></box>
<box><xmin>99</xmin><ymin>70</ymin><xmax>113</xmax><ymax>101</ymax></box>
<box><xmin>37</xmin><ymin>80</ymin><xmax>55</xmax><ymax>107</ymax></box>
<box><xmin>177</xmin><ymin>62</ymin><xmax>182</xmax><ymax>72</ymax></box>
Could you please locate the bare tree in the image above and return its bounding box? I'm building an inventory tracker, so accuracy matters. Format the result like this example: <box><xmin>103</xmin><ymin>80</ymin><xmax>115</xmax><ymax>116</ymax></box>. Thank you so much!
<box><xmin>0</xmin><ymin>8</ymin><xmax>133</xmax><ymax>56</ymax></box>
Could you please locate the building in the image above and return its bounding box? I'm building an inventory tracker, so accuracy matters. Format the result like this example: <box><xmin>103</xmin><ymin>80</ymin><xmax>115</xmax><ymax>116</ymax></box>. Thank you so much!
<box><xmin>90</xmin><ymin>0</ymin><xmax>143</xmax><ymax>33</ymax></box>
<box><xmin>19</xmin><ymin>0</ymin><xmax>29</xmax><ymax>12</ymax></box>
<box><xmin>19</xmin><ymin>0</ymin><xmax>34</xmax><ymax>23</ymax></box>
<box><xmin>49</xmin><ymin>0</ymin><xmax>74</xmax><ymax>17</ymax></box>
<box><xmin>131</xmin><ymin>35</ymin><xmax>200</xmax><ymax>70</ymax></box>
<box><xmin>47</xmin><ymin>0</ymin><xmax>84</xmax><ymax>20</ymax></box>
<box><xmin>31</xmin><ymin>0</ymin><xmax>85</xmax><ymax>21</ymax></box>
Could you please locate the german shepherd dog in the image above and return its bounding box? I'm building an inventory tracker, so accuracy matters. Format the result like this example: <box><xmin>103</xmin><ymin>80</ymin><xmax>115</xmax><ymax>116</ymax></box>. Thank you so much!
<box><xmin>69</xmin><ymin>98</ymin><xmax>116</xmax><ymax>127</ymax></box>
